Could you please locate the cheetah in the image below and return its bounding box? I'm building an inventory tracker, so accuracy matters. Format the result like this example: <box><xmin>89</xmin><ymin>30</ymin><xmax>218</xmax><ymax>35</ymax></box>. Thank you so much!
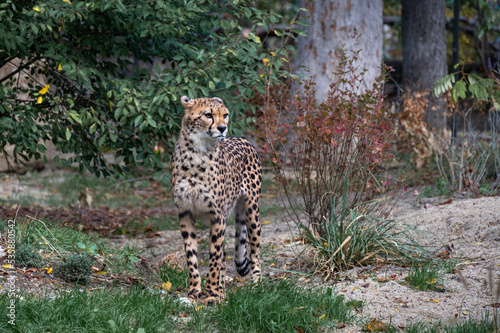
<box><xmin>171</xmin><ymin>96</ymin><xmax>262</xmax><ymax>303</ymax></box>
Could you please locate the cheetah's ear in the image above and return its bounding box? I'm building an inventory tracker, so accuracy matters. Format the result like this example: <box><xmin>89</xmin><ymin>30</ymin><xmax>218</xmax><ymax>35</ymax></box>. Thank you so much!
<box><xmin>180</xmin><ymin>95</ymin><xmax>195</xmax><ymax>108</ymax></box>
<box><xmin>212</xmin><ymin>97</ymin><xmax>224</xmax><ymax>105</ymax></box>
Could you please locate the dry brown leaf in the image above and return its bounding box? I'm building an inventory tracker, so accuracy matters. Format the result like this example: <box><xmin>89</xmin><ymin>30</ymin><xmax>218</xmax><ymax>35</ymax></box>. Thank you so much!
<box><xmin>437</xmin><ymin>199</ymin><xmax>453</xmax><ymax>206</ymax></box>
<box><xmin>366</xmin><ymin>318</ymin><xmax>387</xmax><ymax>332</ymax></box>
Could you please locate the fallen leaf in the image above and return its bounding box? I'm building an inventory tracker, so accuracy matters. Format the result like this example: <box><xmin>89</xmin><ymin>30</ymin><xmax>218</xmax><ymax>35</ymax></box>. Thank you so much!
<box><xmin>47</xmin><ymin>267</ymin><xmax>53</xmax><ymax>274</ymax></box>
<box><xmin>437</xmin><ymin>198</ymin><xmax>453</xmax><ymax>206</ymax></box>
<box><xmin>97</xmin><ymin>271</ymin><xmax>106</xmax><ymax>275</ymax></box>
<box><xmin>2</xmin><ymin>264</ymin><xmax>13</xmax><ymax>269</ymax></box>
<box><xmin>37</xmin><ymin>96</ymin><xmax>43</xmax><ymax>104</ymax></box>
<box><xmin>262</xmin><ymin>220</ymin><xmax>271</xmax><ymax>225</ymax></box>
<box><xmin>376</xmin><ymin>277</ymin><xmax>391</xmax><ymax>283</ymax></box>
<box><xmin>295</xmin><ymin>327</ymin><xmax>304</xmax><ymax>333</ymax></box>
<box><xmin>366</xmin><ymin>318</ymin><xmax>387</xmax><ymax>332</ymax></box>
<box><xmin>290</xmin><ymin>307</ymin><xmax>304</xmax><ymax>313</ymax></box>
<box><xmin>162</xmin><ymin>281</ymin><xmax>172</xmax><ymax>291</ymax></box>
<box><xmin>234</xmin><ymin>276</ymin><xmax>247</xmax><ymax>282</ymax></box>
<box><xmin>485</xmin><ymin>303</ymin><xmax>500</xmax><ymax>308</ymax></box>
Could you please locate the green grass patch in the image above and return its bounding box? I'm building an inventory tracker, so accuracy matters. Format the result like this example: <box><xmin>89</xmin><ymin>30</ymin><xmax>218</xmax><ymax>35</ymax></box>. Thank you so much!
<box><xmin>405</xmin><ymin>263</ymin><xmax>446</xmax><ymax>292</ymax></box>
<box><xmin>159</xmin><ymin>263</ymin><xmax>189</xmax><ymax>291</ymax></box>
<box><xmin>0</xmin><ymin>288</ymin><xmax>194</xmax><ymax>333</ymax></box>
<box><xmin>302</xmin><ymin>206</ymin><xmax>432</xmax><ymax>274</ymax></box>
<box><xmin>9</xmin><ymin>216</ymin><xmax>141</xmax><ymax>274</ymax></box>
<box><xmin>419</xmin><ymin>177</ymin><xmax>451</xmax><ymax>198</ymax></box>
<box><xmin>210</xmin><ymin>278</ymin><xmax>354</xmax><ymax>332</ymax></box>
<box><xmin>0</xmin><ymin>278</ymin><xmax>356</xmax><ymax>333</ymax></box>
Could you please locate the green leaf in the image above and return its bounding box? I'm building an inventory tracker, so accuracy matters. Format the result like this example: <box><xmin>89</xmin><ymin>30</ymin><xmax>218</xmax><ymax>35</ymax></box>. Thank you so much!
<box><xmin>146</xmin><ymin>117</ymin><xmax>157</xmax><ymax>128</ymax></box>
<box><xmin>134</xmin><ymin>114</ymin><xmax>144</xmax><ymax>127</ymax></box>
<box><xmin>433</xmin><ymin>74</ymin><xmax>455</xmax><ymax>97</ymax></box>
<box><xmin>452</xmin><ymin>79</ymin><xmax>467</xmax><ymax>102</ymax></box>
<box><xmin>65</xmin><ymin>128</ymin><xmax>71</xmax><ymax>140</ymax></box>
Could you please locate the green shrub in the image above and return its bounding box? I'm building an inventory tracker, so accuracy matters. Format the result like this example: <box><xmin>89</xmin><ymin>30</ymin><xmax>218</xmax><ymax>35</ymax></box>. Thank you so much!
<box><xmin>16</xmin><ymin>243</ymin><xmax>43</xmax><ymax>268</ymax></box>
<box><xmin>0</xmin><ymin>0</ymin><xmax>302</xmax><ymax>178</ymax></box>
<box><xmin>55</xmin><ymin>254</ymin><xmax>95</xmax><ymax>285</ymax></box>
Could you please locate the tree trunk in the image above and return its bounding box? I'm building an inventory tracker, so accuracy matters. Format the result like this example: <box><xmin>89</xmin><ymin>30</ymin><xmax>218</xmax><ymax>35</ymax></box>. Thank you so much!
<box><xmin>294</xmin><ymin>0</ymin><xmax>383</xmax><ymax>101</ymax></box>
<box><xmin>402</xmin><ymin>0</ymin><xmax>448</xmax><ymax>130</ymax></box>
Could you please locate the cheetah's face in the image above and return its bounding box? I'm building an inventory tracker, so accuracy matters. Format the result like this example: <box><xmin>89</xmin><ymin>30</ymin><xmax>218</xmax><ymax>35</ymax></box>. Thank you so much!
<box><xmin>181</xmin><ymin>96</ymin><xmax>229</xmax><ymax>139</ymax></box>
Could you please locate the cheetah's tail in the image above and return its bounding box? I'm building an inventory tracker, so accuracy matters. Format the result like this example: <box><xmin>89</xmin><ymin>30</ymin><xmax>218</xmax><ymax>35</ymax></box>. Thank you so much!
<box><xmin>235</xmin><ymin>257</ymin><xmax>250</xmax><ymax>277</ymax></box>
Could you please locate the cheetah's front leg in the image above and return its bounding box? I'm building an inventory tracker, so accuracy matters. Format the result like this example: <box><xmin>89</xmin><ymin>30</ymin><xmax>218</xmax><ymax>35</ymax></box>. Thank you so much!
<box><xmin>179</xmin><ymin>211</ymin><xmax>201</xmax><ymax>299</ymax></box>
<box><xmin>205</xmin><ymin>216</ymin><xmax>226</xmax><ymax>303</ymax></box>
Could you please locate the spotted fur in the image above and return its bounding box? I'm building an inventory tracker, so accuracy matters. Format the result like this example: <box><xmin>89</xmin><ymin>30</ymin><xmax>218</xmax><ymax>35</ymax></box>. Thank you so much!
<box><xmin>171</xmin><ymin>96</ymin><xmax>262</xmax><ymax>303</ymax></box>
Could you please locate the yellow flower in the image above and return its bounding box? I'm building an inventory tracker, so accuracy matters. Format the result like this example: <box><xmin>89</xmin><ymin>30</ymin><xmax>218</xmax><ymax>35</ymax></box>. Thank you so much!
<box><xmin>37</xmin><ymin>96</ymin><xmax>43</xmax><ymax>104</ymax></box>
<box><xmin>39</xmin><ymin>84</ymin><xmax>50</xmax><ymax>95</ymax></box>
<box><xmin>58</xmin><ymin>63</ymin><xmax>62</xmax><ymax>71</ymax></box>
<box><xmin>63</xmin><ymin>0</ymin><xmax>72</xmax><ymax>4</ymax></box>
<box><xmin>33</xmin><ymin>6</ymin><xmax>40</xmax><ymax>12</ymax></box>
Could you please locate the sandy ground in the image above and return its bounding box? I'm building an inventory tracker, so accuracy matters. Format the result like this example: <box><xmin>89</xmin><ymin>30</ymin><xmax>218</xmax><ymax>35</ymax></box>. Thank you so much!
<box><xmin>1</xmin><ymin>171</ymin><xmax>500</xmax><ymax>331</ymax></box>
<box><xmin>114</xmin><ymin>194</ymin><xmax>500</xmax><ymax>331</ymax></box>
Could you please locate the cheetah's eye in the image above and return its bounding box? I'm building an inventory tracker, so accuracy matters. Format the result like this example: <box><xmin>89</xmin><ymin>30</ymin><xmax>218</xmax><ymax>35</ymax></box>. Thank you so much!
<box><xmin>224</xmin><ymin>114</ymin><xmax>229</xmax><ymax>119</ymax></box>
<box><xmin>204</xmin><ymin>113</ymin><xmax>213</xmax><ymax>119</ymax></box>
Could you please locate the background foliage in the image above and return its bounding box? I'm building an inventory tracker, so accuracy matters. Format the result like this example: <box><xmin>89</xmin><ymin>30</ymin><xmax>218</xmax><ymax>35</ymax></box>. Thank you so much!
<box><xmin>0</xmin><ymin>0</ymin><xmax>299</xmax><ymax>179</ymax></box>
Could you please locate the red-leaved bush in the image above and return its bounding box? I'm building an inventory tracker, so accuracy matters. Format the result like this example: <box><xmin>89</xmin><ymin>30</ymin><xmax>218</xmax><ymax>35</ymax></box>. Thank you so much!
<box><xmin>261</xmin><ymin>45</ymin><xmax>397</xmax><ymax>232</ymax></box>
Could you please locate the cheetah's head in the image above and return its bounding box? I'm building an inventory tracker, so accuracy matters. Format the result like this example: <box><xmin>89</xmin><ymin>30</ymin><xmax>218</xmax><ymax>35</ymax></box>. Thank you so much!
<box><xmin>180</xmin><ymin>96</ymin><xmax>229</xmax><ymax>139</ymax></box>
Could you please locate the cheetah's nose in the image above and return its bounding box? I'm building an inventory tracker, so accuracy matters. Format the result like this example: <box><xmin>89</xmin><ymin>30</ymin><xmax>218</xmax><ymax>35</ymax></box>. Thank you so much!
<box><xmin>217</xmin><ymin>126</ymin><xmax>227</xmax><ymax>133</ymax></box>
